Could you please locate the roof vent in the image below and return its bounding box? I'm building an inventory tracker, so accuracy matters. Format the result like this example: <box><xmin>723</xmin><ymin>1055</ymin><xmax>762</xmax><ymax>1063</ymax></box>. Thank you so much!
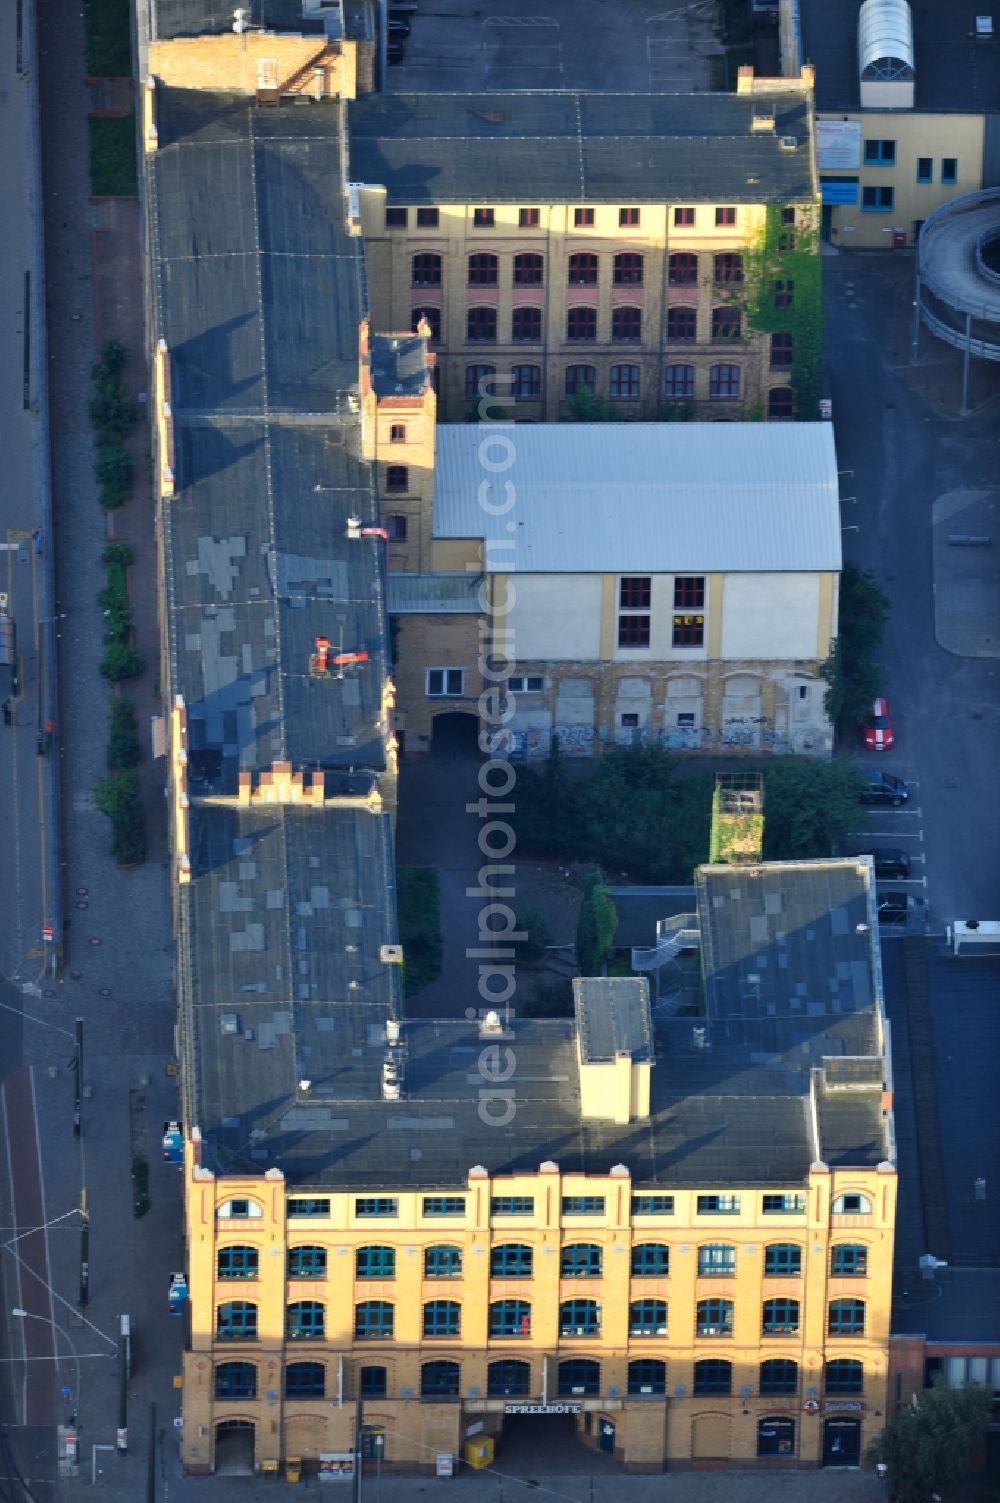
<box><xmin>220</xmin><ymin>1013</ymin><xmax>241</xmax><ymax>1035</ymax></box>
<box><xmin>386</xmin><ymin>1018</ymin><xmax>401</xmax><ymax>1045</ymax></box>
<box><xmin>380</xmin><ymin>944</ymin><xmax>403</xmax><ymax>965</ymax></box>
<box><xmin>480</xmin><ymin>1010</ymin><xmax>504</xmax><ymax>1036</ymax></box>
<box><xmin>976</xmin><ymin>15</ymin><xmax>994</xmax><ymax>37</ymax></box>
<box><xmin>752</xmin><ymin>111</ymin><xmax>775</xmax><ymax>132</ymax></box>
<box><xmin>779</xmin><ymin>135</ymin><xmax>798</xmax><ymax>151</ymax></box>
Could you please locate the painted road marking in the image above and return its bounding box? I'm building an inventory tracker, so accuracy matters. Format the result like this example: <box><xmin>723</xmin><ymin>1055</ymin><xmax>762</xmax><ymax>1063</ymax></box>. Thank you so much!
<box><xmin>484</xmin><ymin>15</ymin><xmax>557</xmax><ymax>25</ymax></box>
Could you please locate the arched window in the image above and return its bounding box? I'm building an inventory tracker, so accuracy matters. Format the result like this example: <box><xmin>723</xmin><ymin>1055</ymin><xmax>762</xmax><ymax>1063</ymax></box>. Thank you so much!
<box><xmin>832</xmin><ymin>1193</ymin><xmax>872</xmax><ymax>1214</ymax></box>
<box><xmin>560</xmin><ymin>1244</ymin><xmax>601</xmax><ymax>1277</ymax></box>
<box><xmin>628</xmin><ymin>1359</ymin><xmax>666</xmax><ymax>1395</ymax></box>
<box><xmin>216</xmin><ymin>1198</ymin><xmax>262</xmax><ymax>1220</ymax></box>
<box><xmin>468</xmin><ymin>253</ymin><xmax>498</xmax><ymax>286</ymax></box>
<box><xmin>217</xmin><ymin>1246</ymin><xmax>258</xmax><ymax>1280</ymax></box>
<box><xmin>355</xmin><ymin>1301</ymin><xmax>394</xmax><ymax>1340</ymax></box>
<box><xmin>356</xmin><ymin>1245</ymin><xmax>394</xmax><ymax>1280</ymax></box>
<box><xmin>287</xmin><ymin>1301</ymin><xmax>325</xmax><ymax>1340</ymax></box>
<box><xmin>764</xmin><ymin>1244</ymin><xmax>801</xmax><ymax>1277</ymax></box>
<box><xmin>614</xmin><ymin>252</ymin><xmax>643</xmax><ymax>286</ymax></box>
<box><xmin>359</xmin><ymin>1365</ymin><xmax>387</xmax><ymax>1397</ymax></box>
<box><xmin>511</xmin><ymin>307</ymin><xmax>542</xmax><ymax>343</ymax></box>
<box><xmin>216</xmin><ymin>1301</ymin><xmax>257</xmax><ymax>1340</ymax></box>
<box><xmin>411</xmin><ymin>307</ymin><xmax>440</xmax><ymax>341</ymax></box>
<box><xmin>488</xmin><ymin>1359</ymin><xmax>531</xmax><ymax>1396</ymax></box>
<box><xmin>423</xmin><ymin>1300</ymin><xmax>461</xmax><ymax>1338</ymax></box>
<box><xmin>768</xmin><ymin>386</ymin><xmax>794</xmax><ymax>419</ymax></box>
<box><xmin>831</xmin><ymin>1244</ymin><xmax>868</xmax><ymax>1277</ymax></box>
<box><xmin>714</xmin><ymin>252</ymin><xmax>744</xmax><ymax>284</ymax></box>
<box><xmin>421</xmin><ymin>1360</ymin><xmax>460</xmax><ymax>1396</ymax></box>
<box><xmin>465</xmin><ymin>364</ymin><xmax>496</xmax><ymax>401</ymax></box>
<box><xmin>215</xmin><ymin>1361</ymin><xmax>256</xmax><ymax>1398</ymax></box>
<box><xmin>667</xmin><ymin>306</ymin><xmax>697</xmax><ymax>343</ymax></box>
<box><xmin>411</xmin><ymin>253</ymin><xmax>441</xmax><ymax>287</ymax></box>
<box><xmin>693</xmin><ymin>1359</ymin><xmax>732</xmax><ymax>1395</ymax></box>
<box><xmin>711</xmin><ymin>306</ymin><xmax>742</xmax><ymax>340</ymax></box>
<box><xmin>425</xmin><ymin>1245</ymin><xmax>463</xmax><ymax>1278</ymax></box>
<box><xmin>514</xmin><ymin>253</ymin><xmax>544</xmax><ymax>286</ymax></box>
<box><xmin>467</xmin><ymin>307</ymin><xmax>497</xmax><ymax>343</ymax></box>
<box><xmin>557</xmin><ymin>1358</ymin><xmax>600</xmax><ymax>1396</ymax></box>
<box><xmin>709</xmin><ymin>364</ymin><xmax>740</xmax><ymax>399</ymax></box>
<box><xmin>611</xmin><ymin>307</ymin><xmax>642</xmax><ymax>342</ymax></box>
<box><xmin>663</xmin><ymin>364</ymin><xmax>695</xmax><ymax>399</ymax></box>
<box><xmin>565</xmin><ymin>364</ymin><xmax>596</xmax><ymax>396</ymax></box>
<box><xmin>568</xmin><ymin>253</ymin><xmax>599</xmax><ymax>286</ymax></box>
<box><xmin>286</xmin><ymin>1361</ymin><xmax>325</xmax><ymax>1398</ymax></box>
<box><xmin>610</xmin><ymin>364</ymin><xmax>640</xmax><ymax>399</ymax></box>
<box><xmin>828</xmin><ymin>1299</ymin><xmax>865</xmax><ymax>1336</ymax></box>
<box><xmin>762</xmin><ymin>1298</ymin><xmax>800</xmax><ymax>1334</ymax></box>
<box><xmin>629</xmin><ymin>1299</ymin><xmax>667</xmax><ymax>1336</ymax></box>
<box><xmin>760</xmin><ymin>1359</ymin><xmax>798</xmax><ymax>1395</ymax></box>
<box><xmin>696</xmin><ymin>1298</ymin><xmax>733</xmax><ymax>1336</ymax></box>
<box><xmin>489</xmin><ymin>1299</ymin><xmax>531</xmax><ymax>1337</ymax></box>
<box><xmin>511</xmin><ymin>365</ymin><xmax>541</xmax><ymax>399</ymax></box>
<box><xmin>631</xmin><ymin>1243</ymin><xmax>669</xmax><ymax>1276</ymax></box>
<box><xmin>825</xmin><ymin>1358</ymin><xmax>864</xmax><ymax>1394</ymax></box>
<box><xmin>668</xmin><ymin>253</ymin><xmax>698</xmax><ymax>286</ymax></box>
<box><xmin>559</xmin><ymin>1299</ymin><xmax>600</xmax><ymax>1336</ymax></box>
<box><xmin>567</xmin><ymin>307</ymin><xmax>597</xmax><ymax>342</ymax></box>
<box><xmin>288</xmin><ymin>1246</ymin><xmax>326</xmax><ymax>1280</ymax></box>
<box><xmin>698</xmin><ymin>1243</ymin><xmax>735</xmax><ymax>1276</ymax></box>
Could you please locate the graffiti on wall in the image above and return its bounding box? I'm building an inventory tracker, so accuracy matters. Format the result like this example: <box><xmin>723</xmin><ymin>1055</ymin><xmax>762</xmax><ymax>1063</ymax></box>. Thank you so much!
<box><xmin>553</xmin><ymin>723</ymin><xmax>596</xmax><ymax>754</ymax></box>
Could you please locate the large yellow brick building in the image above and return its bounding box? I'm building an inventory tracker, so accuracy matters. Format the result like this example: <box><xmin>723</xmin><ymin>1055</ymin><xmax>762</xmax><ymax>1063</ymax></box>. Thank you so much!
<box><xmin>349</xmin><ymin>73</ymin><xmax>821</xmax><ymax>422</ymax></box>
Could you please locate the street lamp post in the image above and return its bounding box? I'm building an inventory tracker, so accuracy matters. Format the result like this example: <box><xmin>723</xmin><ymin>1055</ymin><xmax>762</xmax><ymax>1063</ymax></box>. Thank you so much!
<box><xmin>11</xmin><ymin>1306</ymin><xmax>82</xmax><ymax>1427</ymax></box>
<box><xmin>875</xmin><ymin>1460</ymin><xmax>888</xmax><ymax>1503</ymax></box>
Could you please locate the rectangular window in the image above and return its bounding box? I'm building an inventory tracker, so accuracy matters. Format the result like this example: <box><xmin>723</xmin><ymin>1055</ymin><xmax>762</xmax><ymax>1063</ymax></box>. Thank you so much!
<box><xmin>389</xmin><ymin>423</ymin><xmax>406</xmax><ymax>443</ymax></box>
<box><xmin>423</xmin><ymin>1196</ymin><xmax>466</xmax><ymax>1217</ymax></box>
<box><xmin>618</xmin><ymin>615</ymin><xmax>650</xmax><ymax>648</ymax></box>
<box><xmin>764</xmin><ymin>1244</ymin><xmax>802</xmax><ymax>1276</ymax></box>
<box><xmin>697</xmin><ymin>1194</ymin><xmax>740</xmax><ymax>1215</ymax></box>
<box><xmin>385</xmin><ymin>207</ymin><xmax>407</xmax><ymax>229</ymax></box>
<box><xmin>425</xmin><ymin>1245</ymin><xmax>463</xmax><ymax>1278</ymax></box>
<box><xmin>672</xmin><ymin>614</ymin><xmax>704</xmax><ymax>648</ymax></box>
<box><xmin>941</xmin><ymin>157</ymin><xmax>958</xmax><ymax>184</ymax></box>
<box><xmin>674</xmin><ymin>206</ymin><xmax>695</xmax><ymax>226</ymax></box>
<box><xmin>508</xmin><ymin>675</ymin><xmax>544</xmax><ymax>693</ymax></box>
<box><xmin>673</xmin><ymin>576</ymin><xmax>704</xmax><ymax>609</ymax></box>
<box><xmin>916</xmin><ymin>157</ymin><xmax>933</xmax><ymax>183</ymax></box>
<box><xmin>491</xmin><ymin>1196</ymin><xmax>534</xmax><ymax>1216</ymax></box>
<box><xmin>416</xmin><ymin>207</ymin><xmax>439</xmax><ymax>228</ymax></box>
<box><xmin>715</xmin><ymin>206</ymin><xmax>736</xmax><ymax>226</ymax></box>
<box><xmin>620</xmin><ymin>576</ymin><xmax>651</xmax><ymax>609</ymax></box>
<box><xmin>426</xmin><ymin>668</ymin><xmax>464</xmax><ymax>697</ymax></box>
<box><xmin>574</xmin><ymin>207</ymin><xmax>595</xmax><ymax>227</ymax></box>
<box><xmin>355</xmin><ymin>1197</ymin><xmax>398</xmax><ymax>1218</ymax></box>
<box><xmin>619</xmin><ymin>207</ymin><xmax>640</xmax><ymax>226</ymax></box>
<box><xmin>698</xmin><ymin>1244</ymin><xmax>735</xmax><ymax>1276</ymax></box>
<box><xmin>831</xmin><ymin>1244</ymin><xmax>868</xmax><ymax>1277</ymax></box>
<box><xmin>762</xmin><ymin>1194</ymin><xmax>806</xmax><ymax>1215</ymax></box>
<box><xmin>863</xmin><ymin>138</ymin><xmax>896</xmax><ymax>163</ymax></box>
<box><xmin>862</xmin><ymin>186</ymin><xmax>894</xmax><ymax>211</ymax></box>
<box><xmin>562</xmin><ymin>1196</ymin><xmax>605</xmax><ymax>1215</ymax></box>
<box><xmin>288</xmin><ymin>1199</ymin><xmax>331</xmax><ymax>1218</ymax></box>
<box><xmin>385</xmin><ymin>464</ymin><xmax>408</xmax><ymax>491</ymax></box>
<box><xmin>473</xmin><ymin>207</ymin><xmax>495</xmax><ymax>228</ymax></box>
<box><xmin>619</xmin><ymin>575</ymin><xmax>651</xmax><ymax>649</ymax></box>
<box><xmin>632</xmin><ymin>1194</ymin><xmax>674</xmax><ymax>1215</ymax></box>
<box><xmin>621</xmin><ymin>712</ymin><xmax>639</xmax><ymax>729</ymax></box>
<box><xmin>519</xmin><ymin>207</ymin><xmax>540</xmax><ymax>227</ymax></box>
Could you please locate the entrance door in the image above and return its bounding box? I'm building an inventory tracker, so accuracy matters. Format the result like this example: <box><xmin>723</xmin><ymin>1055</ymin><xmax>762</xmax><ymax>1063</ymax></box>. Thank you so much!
<box><xmin>757</xmin><ymin>1416</ymin><xmax>795</xmax><ymax>1457</ymax></box>
<box><xmin>215</xmin><ymin>1420</ymin><xmax>255</xmax><ymax>1475</ymax></box>
<box><xmin>822</xmin><ymin>1416</ymin><xmax>861</xmax><ymax>1467</ymax></box>
<box><xmin>598</xmin><ymin>1418</ymin><xmax>615</xmax><ymax>1455</ymax></box>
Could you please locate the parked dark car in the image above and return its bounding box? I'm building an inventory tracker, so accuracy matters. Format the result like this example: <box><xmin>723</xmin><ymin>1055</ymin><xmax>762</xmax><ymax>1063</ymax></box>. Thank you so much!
<box><xmin>844</xmin><ymin>845</ymin><xmax>911</xmax><ymax>880</ymax></box>
<box><xmin>858</xmin><ymin>769</ymin><xmax>908</xmax><ymax>807</ymax></box>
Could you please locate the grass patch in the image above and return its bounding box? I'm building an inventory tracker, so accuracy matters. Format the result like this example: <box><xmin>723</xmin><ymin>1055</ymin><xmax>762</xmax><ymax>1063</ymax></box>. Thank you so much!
<box><xmin>397</xmin><ymin>868</ymin><xmax>443</xmax><ymax>997</ymax></box>
<box><xmin>85</xmin><ymin>0</ymin><xmax>132</xmax><ymax>77</ymax></box>
<box><xmin>88</xmin><ymin>114</ymin><xmax>137</xmax><ymax>198</ymax></box>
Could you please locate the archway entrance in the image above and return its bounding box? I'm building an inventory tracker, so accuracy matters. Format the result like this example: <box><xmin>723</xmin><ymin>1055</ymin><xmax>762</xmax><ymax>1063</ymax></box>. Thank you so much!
<box><xmin>822</xmin><ymin>1416</ymin><xmax>861</xmax><ymax>1467</ymax></box>
<box><xmin>431</xmin><ymin>711</ymin><xmax>479</xmax><ymax>759</ymax></box>
<box><xmin>215</xmin><ymin>1420</ymin><xmax>255</xmax><ymax>1475</ymax></box>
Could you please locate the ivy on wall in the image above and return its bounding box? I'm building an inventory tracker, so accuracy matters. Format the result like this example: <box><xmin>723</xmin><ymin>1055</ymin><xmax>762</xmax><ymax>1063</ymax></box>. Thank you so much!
<box><xmin>743</xmin><ymin>205</ymin><xmax>824</xmax><ymax>420</ymax></box>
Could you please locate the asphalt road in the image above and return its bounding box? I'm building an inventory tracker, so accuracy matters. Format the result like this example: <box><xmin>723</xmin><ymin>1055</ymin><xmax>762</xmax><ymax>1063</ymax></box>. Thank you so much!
<box><xmin>825</xmin><ymin>251</ymin><xmax>1000</xmax><ymax>927</ymax></box>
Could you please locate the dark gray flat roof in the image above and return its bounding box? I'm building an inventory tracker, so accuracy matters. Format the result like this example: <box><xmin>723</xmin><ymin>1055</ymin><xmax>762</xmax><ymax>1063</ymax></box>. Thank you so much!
<box><xmin>154</xmin><ymin>0</ymin><xmax>325</xmax><ymax>38</ymax></box>
<box><xmin>893</xmin><ymin>1268</ymin><xmax>1000</xmax><ymax>1343</ymax></box>
<box><xmin>606</xmin><ymin>886</ymin><xmax>697</xmax><ymax>950</ymax></box>
<box><xmin>370</xmin><ymin>332</ymin><xmax>429</xmax><ymax>398</ymax></box>
<box><xmin>574</xmin><ymin>978</ymin><xmax>652</xmax><ymax>1063</ymax></box>
<box><xmin>801</xmin><ymin>0</ymin><xmax>1000</xmax><ymax>113</ymax></box>
<box><xmin>348</xmin><ymin>91</ymin><xmax>815</xmax><ymax>204</ymax></box>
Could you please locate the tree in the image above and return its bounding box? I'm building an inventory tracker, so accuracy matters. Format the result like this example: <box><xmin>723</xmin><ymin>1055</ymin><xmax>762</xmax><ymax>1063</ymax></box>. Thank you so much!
<box><xmin>823</xmin><ymin>562</ymin><xmax>890</xmax><ymax>738</ymax></box>
<box><xmin>867</xmin><ymin>1380</ymin><xmax>991</xmax><ymax>1503</ymax></box>
<box><xmin>762</xmin><ymin>759</ymin><xmax>865</xmax><ymax>861</ymax></box>
<box><xmin>576</xmin><ymin>873</ymin><xmax>618</xmax><ymax>976</ymax></box>
<box><xmin>563</xmin><ymin>385</ymin><xmax>627</xmax><ymax>423</ymax></box>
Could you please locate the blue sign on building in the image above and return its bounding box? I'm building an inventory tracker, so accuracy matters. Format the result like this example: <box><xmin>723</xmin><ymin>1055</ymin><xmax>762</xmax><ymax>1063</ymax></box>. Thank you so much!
<box><xmin>821</xmin><ymin>177</ymin><xmax>859</xmax><ymax>205</ymax></box>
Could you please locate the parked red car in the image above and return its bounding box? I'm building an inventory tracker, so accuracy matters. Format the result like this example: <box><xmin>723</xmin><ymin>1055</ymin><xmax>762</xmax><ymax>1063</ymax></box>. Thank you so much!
<box><xmin>864</xmin><ymin>696</ymin><xmax>895</xmax><ymax>751</ymax></box>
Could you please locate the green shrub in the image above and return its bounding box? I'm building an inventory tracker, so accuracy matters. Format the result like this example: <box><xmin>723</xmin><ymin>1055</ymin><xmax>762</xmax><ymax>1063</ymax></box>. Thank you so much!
<box><xmin>103</xmin><ymin>541</ymin><xmax>134</xmax><ymax>568</ymax></box>
<box><xmin>576</xmin><ymin>873</ymin><xmax>618</xmax><ymax>977</ymax></box>
<box><xmin>94</xmin><ymin>769</ymin><xmax>146</xmax><ymax>865</ymax></box>
<box><xmin>96</xmin><ymin>439</ymin><xmax>131</xmax><ymax>510</ymax></box>
<box><xmin>100</xmin><ymin>642</ymin><xmax>144</xmax><ymax>681</ymax></box>
<box><xmin>88</xmin><ymin>114</ymin><xmax>138</xmax><ymax>199</ymax></box>
<box><xmin>514</xmin><ymin>905</ymin><xmax>554</xmax><ymax>965</ymax></box>
<box><xmin>108</xmin><ymin>697</ymin><xmax>140</xmax><ymax>771</ymax></box>
<box><xmin>397</xmin><ymin>867</ymin><xmax>443</xmax><ymax>996</ymax></box>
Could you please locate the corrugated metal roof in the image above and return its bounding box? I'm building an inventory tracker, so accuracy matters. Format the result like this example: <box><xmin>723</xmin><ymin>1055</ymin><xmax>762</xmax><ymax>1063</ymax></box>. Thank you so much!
<box><xmin>387</xmin><ymin>572</ymin><xmax>483</xmax><ymax>613</ymax></box>
<box><xmin>433</xmin><ymin>423</ymin><xmax>841</xmax><ymax>574</ymax></box>
<box><xmin>858</xmin><ymin>0</ymin><xmax>914</xmax><ymax>78</ymax></box>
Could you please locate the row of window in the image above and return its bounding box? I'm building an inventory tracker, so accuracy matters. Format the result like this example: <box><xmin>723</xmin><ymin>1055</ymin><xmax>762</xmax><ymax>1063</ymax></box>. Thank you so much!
<box><xmin>455</xmin><ymin>350</ymin><xmax>792</xmax><ymax>407</ymax></box>
<box><xmin>215</xmin><ymin>1354</ymin><xmax>864</xmax><ymax>1402</ymax></box>
<box><xmin>863</xmin><ymin>141</ymin><xmax>958</xmax><ymax>184</ymax></box>
<box><xmin>216</xmin><ymin>1296</ymin><xmax>868</xmax><ymax>1342</ymax></box>
<box><xmin>217</xmin><ymin>1240</ymin><xmax>870</xmax><ymax>1282</ymax></box>
<box><xmin>410</xmin><ymin>250</ymin><xmax>771</xmax><ymax>289</ymax></box>
<box><xmin>218</xmin><ymin>1192</ymin><xmax>871</xmax><ymax>1221</ymax></box>
<box><xmin>385</xmin><ymin>205</ymin><xmax>763</xmax><ymax>231</ymax></box>
<box><xmin>422</xmin><ymin>302</ymin><xmax>793</xmax><ymax>346</ymax></box>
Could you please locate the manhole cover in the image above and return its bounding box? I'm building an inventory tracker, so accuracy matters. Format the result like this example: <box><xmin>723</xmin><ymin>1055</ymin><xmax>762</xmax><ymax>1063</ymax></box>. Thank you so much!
<box><xmin>99</xmin><ymin>987</ymin><xmax>112</xmax><ymax>997</ymax></box>
<box><xmin>89</xmin><ymin>937</ymin><xmax>102</xmax><ymax>947</ymax></box>
<box><xmin>76</xmin><ymin>888</ymin><xmax>88</xmax><ymax>897</ymax></box>
<box><xmin>76</xmin><ymin>900</ymin><xmax>89</xmax><ymax>910</ymax></box>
